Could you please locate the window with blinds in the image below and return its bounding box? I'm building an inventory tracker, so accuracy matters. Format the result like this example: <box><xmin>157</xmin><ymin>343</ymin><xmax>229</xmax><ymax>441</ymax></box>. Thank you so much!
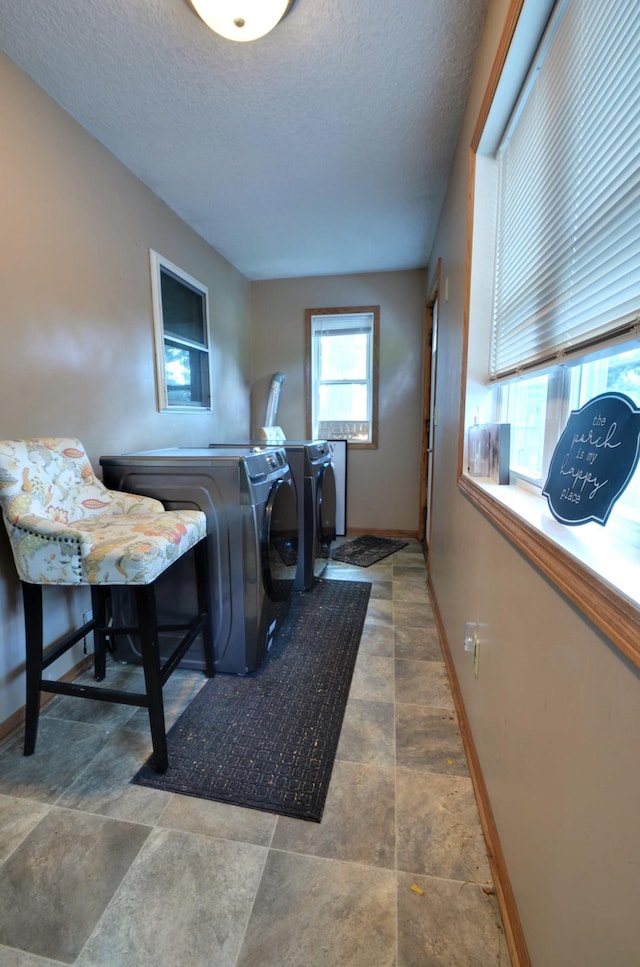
<box><xmin>459</xmin><ymin>0</ymin><xmax>640</xmax><ymax>663</ymax></box>
<box><xmin>490</xmin><ymin>0</ymin><xmax>640</xmax><ymax>382</ymax></box>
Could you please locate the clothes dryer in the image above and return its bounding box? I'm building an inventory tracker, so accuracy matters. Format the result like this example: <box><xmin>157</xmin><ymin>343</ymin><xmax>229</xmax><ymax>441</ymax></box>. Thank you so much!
<box><xmin>99</xmin><ymin>446</ymin><xmax>297</xmax><ymax>674</ymax></box>
<box><xmin>209</xmin><ymin>440</ymin><xmax>336</xmax><ymax>591</ymax></box>
<box><xmin>278</xmin><ymin>441</ymin><xmax>336</xmax><ymax>590</ymax></box>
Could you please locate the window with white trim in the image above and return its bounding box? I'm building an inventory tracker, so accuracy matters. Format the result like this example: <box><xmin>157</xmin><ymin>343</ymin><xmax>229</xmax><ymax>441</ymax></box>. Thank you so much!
<box><xmin>150</xmin><ymin>251</ymin><xmax>211</xmax><ymax>411</ymax></box>
<box><xmin>305</xmin><ymin>307</ymin><xmax>379</xmax><ymax>447</ymax></box>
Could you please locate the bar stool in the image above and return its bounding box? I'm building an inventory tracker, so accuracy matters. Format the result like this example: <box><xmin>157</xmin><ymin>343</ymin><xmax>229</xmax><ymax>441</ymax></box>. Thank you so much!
<box><xmin>0</xmin><ymin>437</ymin><xmax>214</xmax><ymax>773</ymax></box>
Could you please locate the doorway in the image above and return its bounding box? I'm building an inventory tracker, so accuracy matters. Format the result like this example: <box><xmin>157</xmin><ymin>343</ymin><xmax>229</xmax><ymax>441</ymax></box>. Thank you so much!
<box><xmin>425</xmin><ymin>295</ymin><xmax>439</xmax><ymax>558</ymax></box>
<box><xmin>418</xmin><ymin>268</ymin><xmax>440</xmax><ymax>565</ymax></box>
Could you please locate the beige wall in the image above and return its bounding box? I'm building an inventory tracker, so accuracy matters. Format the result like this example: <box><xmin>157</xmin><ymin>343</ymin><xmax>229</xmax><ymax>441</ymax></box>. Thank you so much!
<box><xmin>0</xmin><ymin>53</ymin><xmax>252</xmax><ymax>723</ymax></box>
<box><xmin>426</xmin><ymin>3</ymin><xmax>640</xmax><ymax>965</ymax></box>
<box><xmin>250</xmin><ymin>271</ymin><xmax>427</xmax><ymax>533</ymax></box>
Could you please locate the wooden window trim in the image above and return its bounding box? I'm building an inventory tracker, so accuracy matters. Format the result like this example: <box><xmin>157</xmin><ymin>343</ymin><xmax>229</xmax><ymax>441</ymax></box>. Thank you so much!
<box><xmin>305</xmin><ymin>306</ymin><xmax>380</xmax><ymax>449</ymax></box>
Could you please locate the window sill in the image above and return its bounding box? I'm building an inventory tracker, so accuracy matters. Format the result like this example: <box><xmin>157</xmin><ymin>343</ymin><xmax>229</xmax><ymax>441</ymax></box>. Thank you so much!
<box><xmin>158</xmin><ymin>407</ymin><xmax>213</xmax><ymax>414</ymax></box>
<box><xmin>458</xmin><ymin>473</ymin><xmax>640</xmax><ymax>670</ymax></box>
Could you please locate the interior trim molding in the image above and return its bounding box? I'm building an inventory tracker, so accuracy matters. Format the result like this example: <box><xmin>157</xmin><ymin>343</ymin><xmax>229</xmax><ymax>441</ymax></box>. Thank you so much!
<box><xmin>470</xmin><ymin>0</ymin><xmax>526</xmax><ymax>153</ymax></box>
<box><xmin>458</xmin><ymin>475</ymin><xmax>640</xmax><ymax>671</ymax></box>
<box><xmin>428</xmin><ymin>571</ymin><xmax>531</xmax><ymax>967</ymax></box>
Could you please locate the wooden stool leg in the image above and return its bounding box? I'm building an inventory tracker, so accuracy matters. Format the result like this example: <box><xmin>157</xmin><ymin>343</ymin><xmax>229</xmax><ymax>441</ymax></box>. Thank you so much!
<box><xmin>194</xmin><ymin>537</ymin><xmax>215</xmax><ymax>678</ymax></box>
<box><xmin>21</xmin><ymin>582</ymin><xmax>43</xmax><ymax>756</ymax></box>
<box><xmin>91</xmin><ymin>586</ymin><xmax>108</xmax><ymax>681</ymax></box>
<box><xmin>134</xmin><ymin>584</ymin><xmax>168</xmax><ymax>774</ymax></box>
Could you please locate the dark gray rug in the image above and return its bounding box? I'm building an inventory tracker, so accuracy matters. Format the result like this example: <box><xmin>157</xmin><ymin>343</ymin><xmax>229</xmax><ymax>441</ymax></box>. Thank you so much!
<box><xmin>132</xmin><ymin>579</ymin><xmax>371</xmax><ymax>822</ymax></box>
<box><xmin>331</xmin><ymin>535</ymin><xmax>408</xmax><ymax>567</ymax></box>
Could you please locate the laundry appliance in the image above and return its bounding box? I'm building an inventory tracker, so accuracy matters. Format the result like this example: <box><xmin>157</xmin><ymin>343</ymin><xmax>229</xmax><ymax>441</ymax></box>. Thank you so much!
<box><xmin>209</xmin><ymin>440</ymin><xmax>336</xmax><ymax>591</ymax></box>
<box><xmin>282</xmin><ymin>440</ymin><xmax>337</xmax><ymax>589</ymax></box>
<box><xmin>99</xmin><ymin>446</ymin><xmax>298</xmax><ymax>674</ymax></box>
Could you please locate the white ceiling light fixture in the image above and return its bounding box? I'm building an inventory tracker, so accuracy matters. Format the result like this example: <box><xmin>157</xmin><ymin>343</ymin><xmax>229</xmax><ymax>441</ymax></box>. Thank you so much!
<box><xmin>190</xmin><ymin>0</ymin><xmax>296</xmax><ymax>42</ymax></box>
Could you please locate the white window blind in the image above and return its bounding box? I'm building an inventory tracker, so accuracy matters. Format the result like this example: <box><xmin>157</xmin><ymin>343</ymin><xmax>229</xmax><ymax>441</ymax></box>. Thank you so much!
<box><xmin>490</xmin><ymin>0</ymin><xmax>640</xmax><ymax>381</ymax></box>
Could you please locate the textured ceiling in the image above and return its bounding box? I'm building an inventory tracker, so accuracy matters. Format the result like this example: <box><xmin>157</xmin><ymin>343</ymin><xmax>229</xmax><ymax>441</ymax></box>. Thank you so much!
<box><xmin>0</xmin><ymin>0</ymin><xmax>489</xmax><ymax>280</ymax></box>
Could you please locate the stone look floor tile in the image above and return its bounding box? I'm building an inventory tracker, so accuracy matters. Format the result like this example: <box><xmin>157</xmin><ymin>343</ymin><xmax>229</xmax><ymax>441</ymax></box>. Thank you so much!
<box><xmin>158</xmin><ymin>793</ymin><xmax>277</xmax><ymax>847</ymax></box>
<box><xmin>336</xmin><ymin>697</ymin><xmax>396</xmax><ymax>768</ymax></box>
<box><xmin>363</xmin><ymin>598</ymin><xmax>394</xmax><ymax>627</ymax></box>
<box><xmin>394</xmin><ymin>560</ymin><xmax>426</xmax><ymax>572</ymax></box>
<box><xmin>124</xmin><ymin>667</ymin><xmax>208</xmax><ymax>737</ymax></box>
<box><xmin>272</xmin><ymin>759</ymin><xmax>396</xmax><ymax>869</ymax></box>
<box><xmin>335</xmin><ymin>558</ymin><xmax>391</xmax><ymax>576</ymax></box>
<box><xmin>76</xmin><ymin>828</ymin><xmax>267</xmax><ymax>967</ymax></box>
<box><xmin>237</xmin><ymin>850</ymin><xmax>397</xmax><ymax>967</ymax></box>
<box><xmin>320</xmin><ymin>566</ymin><xmax>364</xmax><ymax>583</ymax></box>
<box><xmin>393</xmin><ymin>542</ymin><xmax>423</xmax><ymax>557</ymax></box>
<box><xmin>393</xmin><ymin>563</ymin><xmax>430</xmax><ymax>581</ymax></box>
<box><xmin>57</xmin><ymin>727</ymin><xmax>171</xmax><ymax>825</ymax></box>
<box><xmin>397</xmin><ymin>872</ymin><xmax>508</xmax><ymax>966</ymax></box>
<box><xmin>393</xmin><ymin>551</ymin><xmax>427</xmax><ymax>585</ymax></box>
<box><xmin>0</xmin><ymin>795</ymin><xmax>50</xmax><ymax>864</ymax></box>
<box><xmin>43</xmin><ymin>660</ymin><xmax>143</xmax><ymax>729</ymax></box>
<box><xmin>370</xmin><ymin>580</ymin><xmax>393</xmax><ymax>600</ymax></box>
<box><xmin>157</xmin><ymin>664</ymin><xmax>208</xmax><ymax>710</ymax></box>
<box><xmin>392</xmin><ymin>577</ymin><xmax>430</xmax><ymax>597</ymax></box>
<box><xmin>358</xmin><ymin>624</ymin><xmax>395</xmax><ymax>657</ymax></box>
<box><xmin>393</xmin><ymin>560</ymin><xmax>427</xmax><ymax>575</ymax></box>
<box><xmin>0</xmin><ymin>536</ymin><xmax>511</xmax><ymax>966</ymax></box>
<box><xmin>366</xmin><ymin>566</ymin><xmax>396</xmax><ymax>583</ymax></box>
<box><xmin>0</xmin><ymin>946</ymin><xmax>65</xmax><ymax>965</ymax></box>
<box><xmin>394</xmin><ymin>624</ymin><xmax>443</xmax><ymax>661</ymax></box>
<box><xmin>395</xmin><ymin>659</ymin><xmax>454</xmax><ymax>709</ymax></box>
<box><xmin>0</xmin><ymin>806</ymin><xmax>150</xmax><ymax>963</ymax></box>
<box><xmin>350</xmin><ymin>654</ymin><xmax>395</xmax><ymax>703</ymax></box>
<box><xmin>326</xmin><ymin>562</ymin><xmax>392</xmax><ymax>583</ymax></box>
<box><xmin>396</xmin><ymin>771</ymin><xmax>492</xmax><ymax>884</ymax></box>
<box><xmin>393</xmin><ymin>580</ymin><xmax>430</xmax><ymax>603</ymax></box>
<box><xmin>395</xmin><ymin>704</ymin><xmax>469</xmax><ymax>777</ymax></box>
<box><xmin>394</xmin><ymin>599</ymin><xmax>437</xmax><ymax>628</ymax></box>
<box><xmin>0</xmin><ymin>718</ymin><xmax>109</xmax><ymax>804</ymax></box>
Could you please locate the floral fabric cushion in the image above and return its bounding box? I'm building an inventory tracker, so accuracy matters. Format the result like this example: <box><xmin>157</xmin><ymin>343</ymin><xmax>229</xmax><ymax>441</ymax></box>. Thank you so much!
<box><xmin>0</xmin><ymin>438</ymin><xmax>206</xmax><ymax>586</ymax></box>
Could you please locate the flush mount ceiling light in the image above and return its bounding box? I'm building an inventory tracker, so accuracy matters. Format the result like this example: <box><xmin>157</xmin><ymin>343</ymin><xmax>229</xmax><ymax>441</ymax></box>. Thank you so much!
<box><xmin>190</xmin><ymin>0</ymin><xmax>296</xmax><ymax>42</ymax></box>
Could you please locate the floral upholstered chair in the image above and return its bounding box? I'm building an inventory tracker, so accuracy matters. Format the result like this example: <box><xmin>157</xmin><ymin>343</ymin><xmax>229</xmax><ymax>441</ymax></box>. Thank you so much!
<box><xmin>0</xmin><ymin>437</ymin><xmax>214</xmax><ymax>773</ymax></box>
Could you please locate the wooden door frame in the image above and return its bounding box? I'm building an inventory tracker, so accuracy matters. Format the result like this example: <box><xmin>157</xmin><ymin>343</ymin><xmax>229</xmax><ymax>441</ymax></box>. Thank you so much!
<box><xmin>418</xmin><ymin>303</ymin><xmax>433</xmax><ymax>541</ymax></box>
<box><xmin>418</xmin><ymin>261</ymin><xmax>441</xmax><ymax>563</ymax></box>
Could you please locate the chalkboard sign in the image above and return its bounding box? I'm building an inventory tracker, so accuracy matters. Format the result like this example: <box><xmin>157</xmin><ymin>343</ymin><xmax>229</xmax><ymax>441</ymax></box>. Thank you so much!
<box><xmin>542</xmin><ymin>392</ymin><xmax>640</xmax><ymax>526</ymax></box>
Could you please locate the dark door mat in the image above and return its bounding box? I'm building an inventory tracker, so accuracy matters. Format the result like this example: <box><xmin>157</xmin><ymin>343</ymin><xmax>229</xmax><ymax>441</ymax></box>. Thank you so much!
<box><xmin>132</xmin><ymin>579</ymin><xmax>371</xmax><ymax>822</ymax></box>
<box><xmin>331</xmin><ymin>535</ymin><xmax>408</xmax><ymax>567</ymax></box>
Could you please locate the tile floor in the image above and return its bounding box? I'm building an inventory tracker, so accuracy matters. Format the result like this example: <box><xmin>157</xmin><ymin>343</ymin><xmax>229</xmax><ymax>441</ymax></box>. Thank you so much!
<box><xmin>0</xmin><ymin>538</ymin><xmax>510</xmax><ymax>966</ymax></box>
